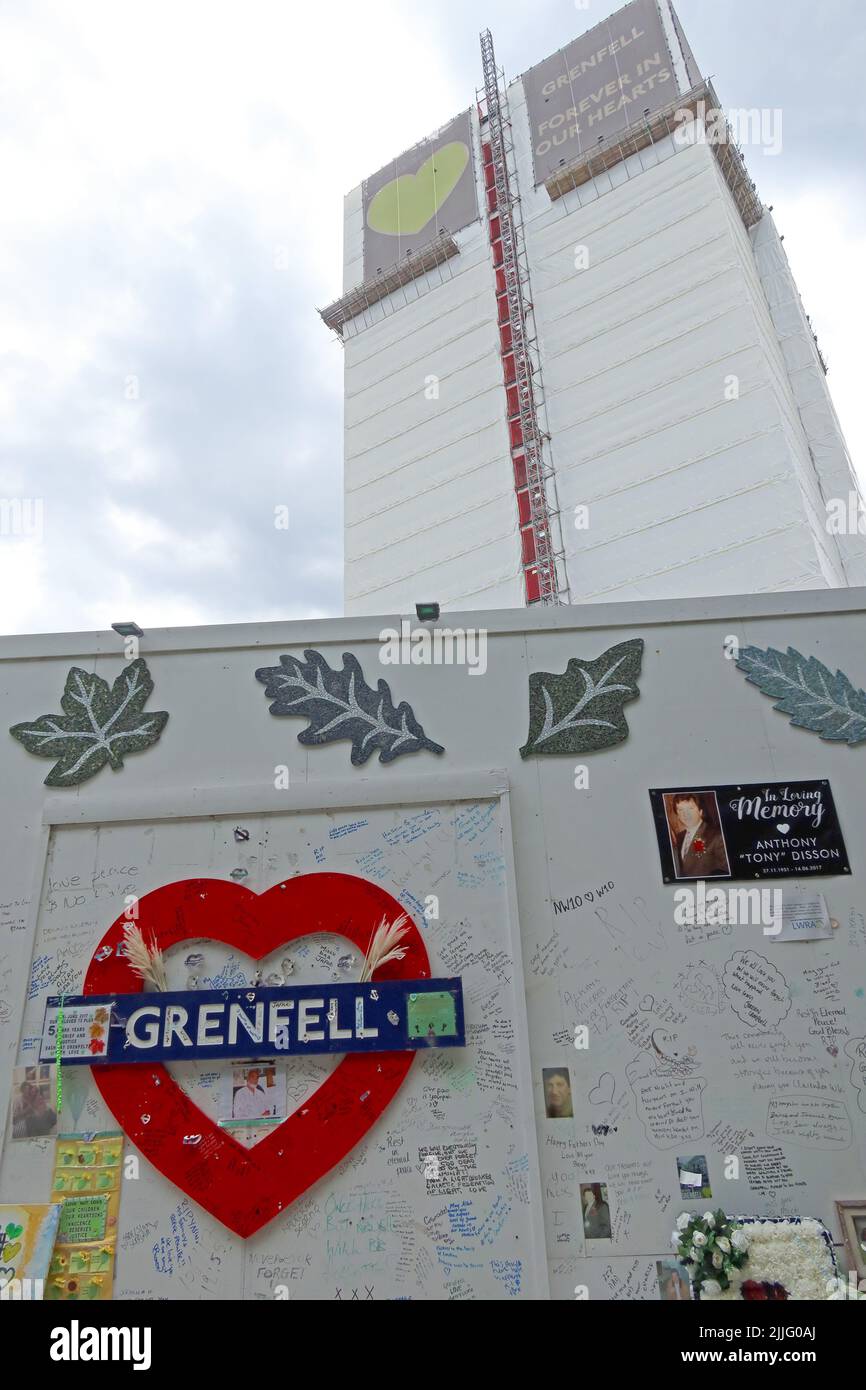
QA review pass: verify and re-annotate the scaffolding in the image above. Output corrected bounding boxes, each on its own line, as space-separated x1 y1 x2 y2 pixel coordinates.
318 232 460 338
479 29 568 607
544 81 764 231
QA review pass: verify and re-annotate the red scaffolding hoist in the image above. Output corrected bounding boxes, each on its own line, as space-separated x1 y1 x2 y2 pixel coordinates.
479 28 568 606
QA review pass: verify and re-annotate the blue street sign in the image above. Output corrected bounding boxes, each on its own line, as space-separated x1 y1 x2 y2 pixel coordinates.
40 978 465 1065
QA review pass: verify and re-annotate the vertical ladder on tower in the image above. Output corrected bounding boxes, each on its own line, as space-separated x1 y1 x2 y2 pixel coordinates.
479 28 568 606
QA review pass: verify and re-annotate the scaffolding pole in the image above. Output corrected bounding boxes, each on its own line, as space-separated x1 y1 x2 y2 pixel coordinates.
480 28 568 606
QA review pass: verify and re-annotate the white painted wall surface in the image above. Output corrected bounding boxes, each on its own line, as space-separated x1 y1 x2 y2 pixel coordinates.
1 587 865 1298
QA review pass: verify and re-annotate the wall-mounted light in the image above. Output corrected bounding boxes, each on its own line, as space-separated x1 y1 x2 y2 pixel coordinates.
415 603 439 623
111 621 144 638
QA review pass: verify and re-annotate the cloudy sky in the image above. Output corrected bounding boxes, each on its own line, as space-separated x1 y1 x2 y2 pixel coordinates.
1 0 863 634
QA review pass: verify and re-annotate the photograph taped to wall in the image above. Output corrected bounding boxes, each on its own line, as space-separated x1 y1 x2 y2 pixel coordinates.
677 1153 711 1199
543 1066 574 1119
10 1063 58 1140
656 1258 691 1301
580 1182 611 1240
836 1200 866 1282
230 1065 286 1122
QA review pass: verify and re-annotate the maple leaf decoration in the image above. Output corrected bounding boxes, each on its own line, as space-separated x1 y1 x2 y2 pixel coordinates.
735 644 866 745
520 640 644 757
10 658 169 786
255 649 445 766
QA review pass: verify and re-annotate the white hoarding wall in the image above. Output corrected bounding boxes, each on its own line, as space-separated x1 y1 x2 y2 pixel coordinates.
1 590 865 1299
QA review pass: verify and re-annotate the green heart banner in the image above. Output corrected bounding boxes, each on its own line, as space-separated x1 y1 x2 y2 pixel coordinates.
362 109 478 278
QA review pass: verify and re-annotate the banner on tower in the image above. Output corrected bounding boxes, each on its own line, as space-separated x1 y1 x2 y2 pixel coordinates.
521 0 680 185
361 109 478 281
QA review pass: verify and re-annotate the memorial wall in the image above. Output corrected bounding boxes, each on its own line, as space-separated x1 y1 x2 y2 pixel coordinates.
1 588 865 1299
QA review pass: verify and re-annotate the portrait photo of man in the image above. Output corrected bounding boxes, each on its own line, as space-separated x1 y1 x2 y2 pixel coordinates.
231 1066 278 1121
542 1067 574 1119
665 791 730 880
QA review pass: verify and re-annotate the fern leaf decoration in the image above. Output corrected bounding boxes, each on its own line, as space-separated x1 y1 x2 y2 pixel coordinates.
735 645 866 746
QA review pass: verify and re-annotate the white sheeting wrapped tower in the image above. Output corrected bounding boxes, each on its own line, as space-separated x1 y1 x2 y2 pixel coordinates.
321 0 866 614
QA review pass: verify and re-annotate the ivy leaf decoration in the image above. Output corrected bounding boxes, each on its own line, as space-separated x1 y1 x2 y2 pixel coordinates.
255 649 445 766
736 645 866 745
520 639 643 757
10 658 169 786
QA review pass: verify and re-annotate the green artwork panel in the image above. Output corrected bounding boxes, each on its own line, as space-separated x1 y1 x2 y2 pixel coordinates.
407 990 458 1038
56 1196 108 1246
367 142 470 235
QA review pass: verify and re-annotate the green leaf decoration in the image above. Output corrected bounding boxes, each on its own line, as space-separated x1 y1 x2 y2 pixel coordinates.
520 639 643 757
736 645 866 746
255 649 445 766
10 658 169 786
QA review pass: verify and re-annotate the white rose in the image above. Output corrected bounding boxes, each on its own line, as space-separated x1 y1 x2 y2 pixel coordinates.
671 1231 682 1248
701 1279 722 1297
676 1213 692 1231
731 1230 749 1251
690 1247 703 1263
693 1231 707 1246
712 1250 723 1269
716 1237 730 1253
703 1212 715 1227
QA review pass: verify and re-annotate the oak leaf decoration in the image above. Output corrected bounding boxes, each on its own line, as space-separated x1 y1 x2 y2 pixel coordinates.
255 649 444 765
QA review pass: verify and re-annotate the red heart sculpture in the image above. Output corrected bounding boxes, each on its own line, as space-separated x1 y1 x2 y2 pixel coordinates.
82 874 429 1238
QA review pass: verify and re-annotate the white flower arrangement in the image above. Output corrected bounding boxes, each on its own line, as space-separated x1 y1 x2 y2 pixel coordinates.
698 1218 837 1301
673 1210 750 1295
